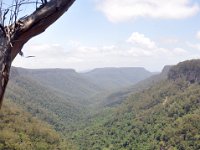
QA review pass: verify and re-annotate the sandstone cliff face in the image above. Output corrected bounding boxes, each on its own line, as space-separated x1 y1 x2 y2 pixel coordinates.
168 59 200 83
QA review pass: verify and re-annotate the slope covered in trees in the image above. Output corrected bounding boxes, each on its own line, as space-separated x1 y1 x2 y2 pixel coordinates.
71 60 200 150
5 67 88 132
0 100 75 150
12 67 103 103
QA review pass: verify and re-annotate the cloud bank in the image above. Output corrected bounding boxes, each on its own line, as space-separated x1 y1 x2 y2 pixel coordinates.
96 0 200 22
13 32 196 71
196 31 200 40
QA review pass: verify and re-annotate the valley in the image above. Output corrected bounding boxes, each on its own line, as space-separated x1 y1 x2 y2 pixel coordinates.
1 59 200 150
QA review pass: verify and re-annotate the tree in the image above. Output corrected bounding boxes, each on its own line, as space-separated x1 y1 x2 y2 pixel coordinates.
0 0 75 108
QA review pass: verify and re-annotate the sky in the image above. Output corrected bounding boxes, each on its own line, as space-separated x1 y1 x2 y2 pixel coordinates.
12 0 200 72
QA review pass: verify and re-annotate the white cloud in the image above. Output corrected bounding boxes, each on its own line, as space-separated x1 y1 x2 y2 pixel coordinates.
13 33 196 72
172 48 188 55
96 0 200 22
127 32 156 49
13 43 83 69
68 40 81 47
159 37 179 45
196 31 200 40
186 42 200 50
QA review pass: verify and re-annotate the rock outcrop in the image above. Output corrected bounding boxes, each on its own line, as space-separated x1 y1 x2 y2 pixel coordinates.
168 59 200 83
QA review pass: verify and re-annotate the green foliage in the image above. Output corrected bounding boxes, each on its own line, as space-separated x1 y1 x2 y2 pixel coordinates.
0 101 76 150
71 79 200 150
5 71 89 132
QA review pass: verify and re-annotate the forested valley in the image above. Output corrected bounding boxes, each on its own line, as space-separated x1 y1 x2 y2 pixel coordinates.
0 59 200 150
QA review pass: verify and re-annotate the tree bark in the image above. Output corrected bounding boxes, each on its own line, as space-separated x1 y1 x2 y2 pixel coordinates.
0 0 75 108
0 30 11 107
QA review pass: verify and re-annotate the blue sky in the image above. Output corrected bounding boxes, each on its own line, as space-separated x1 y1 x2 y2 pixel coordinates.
13 0 200 72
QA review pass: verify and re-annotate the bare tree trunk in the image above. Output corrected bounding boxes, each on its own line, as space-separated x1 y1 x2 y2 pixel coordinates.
0 0 75 108
0 30 12 107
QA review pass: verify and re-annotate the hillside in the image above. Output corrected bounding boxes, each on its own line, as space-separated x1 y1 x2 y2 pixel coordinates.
0 100 75 150
11 67 103 104
6 68 89 131
71 60 200 150
83 67 152 90
4 66 153 129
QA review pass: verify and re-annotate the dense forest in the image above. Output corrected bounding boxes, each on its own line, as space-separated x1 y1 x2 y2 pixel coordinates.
0 100 76 150
72 79 200 149
1 59 200 150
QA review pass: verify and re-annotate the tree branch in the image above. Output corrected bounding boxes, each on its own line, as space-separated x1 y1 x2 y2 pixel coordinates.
10 0 75 60
0 0 75 108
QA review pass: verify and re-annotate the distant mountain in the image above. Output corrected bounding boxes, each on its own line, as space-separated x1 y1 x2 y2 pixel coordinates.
97 65 171 107
83 67 153 90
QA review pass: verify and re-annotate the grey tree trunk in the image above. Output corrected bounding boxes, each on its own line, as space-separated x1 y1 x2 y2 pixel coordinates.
0 0 75 108
0 31 11 107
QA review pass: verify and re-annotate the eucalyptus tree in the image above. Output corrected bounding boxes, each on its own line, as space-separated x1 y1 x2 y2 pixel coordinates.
0 0 75 107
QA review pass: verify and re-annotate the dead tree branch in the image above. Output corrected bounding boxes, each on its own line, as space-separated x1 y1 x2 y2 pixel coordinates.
0 0 75 107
